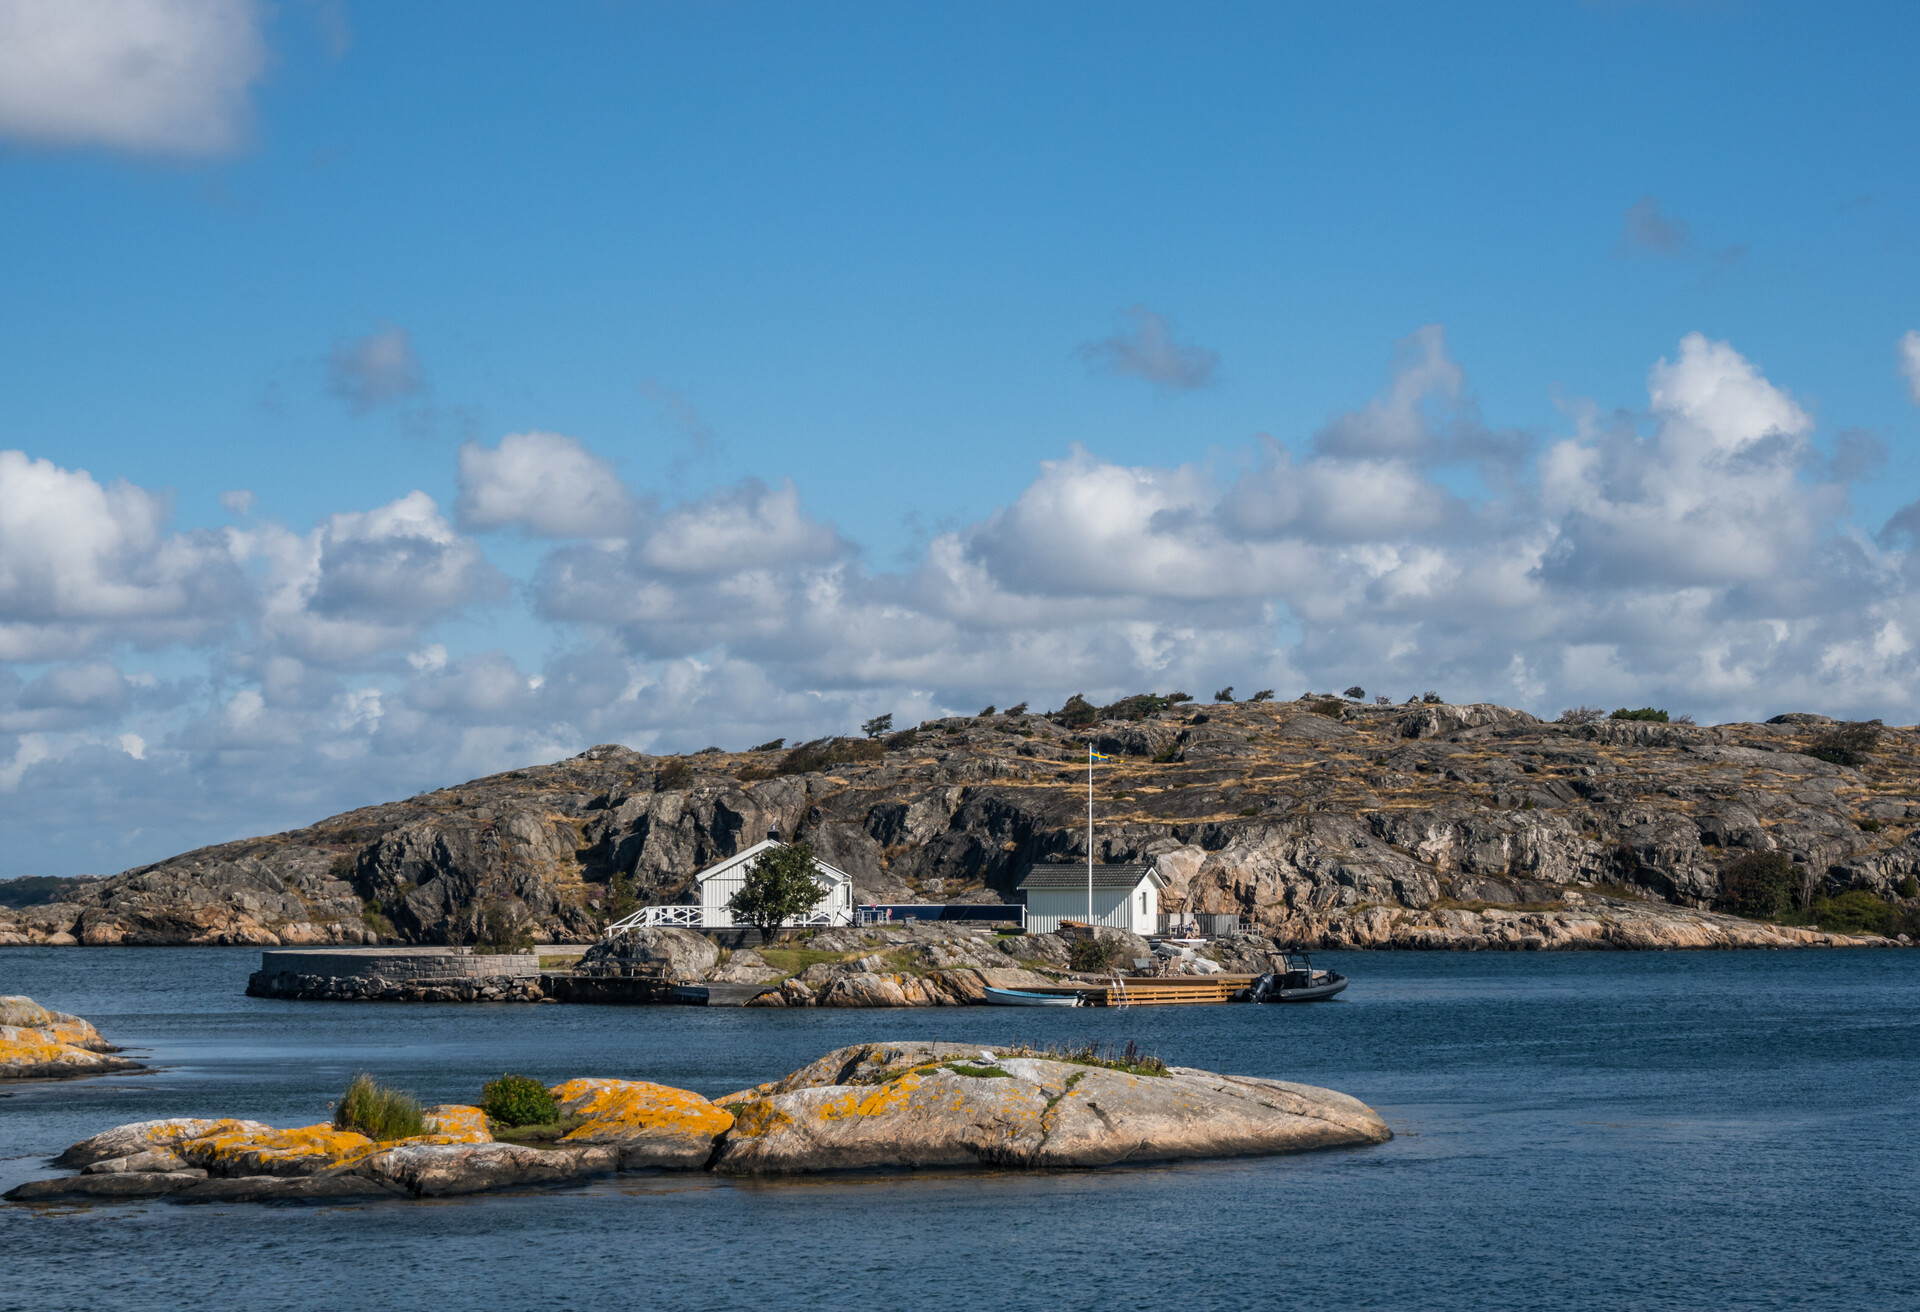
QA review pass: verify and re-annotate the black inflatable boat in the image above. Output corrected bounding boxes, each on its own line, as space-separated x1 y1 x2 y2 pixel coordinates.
1244 950 1347 1003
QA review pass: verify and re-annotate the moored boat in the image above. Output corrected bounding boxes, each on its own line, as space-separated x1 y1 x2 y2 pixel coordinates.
1244 951 1347 1003
981 986 1084 1007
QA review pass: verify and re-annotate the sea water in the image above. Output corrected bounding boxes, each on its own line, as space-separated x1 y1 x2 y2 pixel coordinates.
1 947 1914 1311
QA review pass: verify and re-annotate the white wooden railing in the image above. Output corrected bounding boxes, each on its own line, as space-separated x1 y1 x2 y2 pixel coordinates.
602 903 847 936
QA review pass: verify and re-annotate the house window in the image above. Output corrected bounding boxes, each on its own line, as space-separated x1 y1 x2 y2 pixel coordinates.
1139 890 1147 915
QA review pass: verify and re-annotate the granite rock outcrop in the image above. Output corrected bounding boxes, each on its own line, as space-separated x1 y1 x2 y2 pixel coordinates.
6 699 1917 949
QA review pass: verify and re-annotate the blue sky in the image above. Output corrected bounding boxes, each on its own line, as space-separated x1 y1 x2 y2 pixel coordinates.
3 0 1920 876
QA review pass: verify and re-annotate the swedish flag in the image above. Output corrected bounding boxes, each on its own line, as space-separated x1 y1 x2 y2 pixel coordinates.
1090 751 1116 762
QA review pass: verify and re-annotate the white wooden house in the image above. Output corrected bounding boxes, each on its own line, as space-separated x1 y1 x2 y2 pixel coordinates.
1017 863 1165 935
609 838 855 932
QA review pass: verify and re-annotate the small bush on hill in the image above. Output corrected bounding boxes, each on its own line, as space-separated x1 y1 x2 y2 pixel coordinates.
336 1073 426 1141
1343 685 1365 699
882 728 919 750
1166 691 1193 704
1806 720 1881 768
1214 686 1235 702
481 1073 557 1128
1249 689 1274 703
1306 697 1347 719
1053 694 1099 727
1102 693 1170 721
750 738 786 753
655 758 694 790
862 714 894 739
1899 875 1920 899
1717 852 1795 919
1558 706 1605 725
775 737 885 776
1421 691 1443 704
1610 707 1669 723
978 705 996 717
1005 701 1028 715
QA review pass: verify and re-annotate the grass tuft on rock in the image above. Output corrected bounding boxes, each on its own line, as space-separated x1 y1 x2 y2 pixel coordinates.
1002 1038 1169 1077
481 1072 558 1127
335 1073 427 1141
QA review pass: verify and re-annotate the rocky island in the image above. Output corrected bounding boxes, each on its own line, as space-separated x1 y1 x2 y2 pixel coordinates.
5 1040 1390 1205
4 696 1917 952
0 997 146 1080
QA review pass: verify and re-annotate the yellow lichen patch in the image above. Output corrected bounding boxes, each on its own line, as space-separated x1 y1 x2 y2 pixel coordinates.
180 1123 378 1175
0 1025 100 1072
418 1104 491 1143
550 1078 735 1143
816 1071 924 1122
724 1098 794 1139
715 1081 777 1107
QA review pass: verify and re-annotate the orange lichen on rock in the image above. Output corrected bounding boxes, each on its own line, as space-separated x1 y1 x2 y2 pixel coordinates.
418 1104 491 1144
549 1078 735 1143
180 1123 378 1177
0 1024 113 1078
714 1081 778 1107
814 1070 926 1122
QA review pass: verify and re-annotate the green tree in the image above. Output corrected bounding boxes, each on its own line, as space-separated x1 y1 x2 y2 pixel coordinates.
1716 851 1795 919
862 713 894 739
729 840 825 942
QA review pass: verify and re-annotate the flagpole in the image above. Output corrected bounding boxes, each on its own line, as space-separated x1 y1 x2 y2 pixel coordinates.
1087 741 1094 927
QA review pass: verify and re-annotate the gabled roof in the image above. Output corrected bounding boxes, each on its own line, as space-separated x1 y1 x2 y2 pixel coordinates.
1018 863 1166 891
691 839 851 886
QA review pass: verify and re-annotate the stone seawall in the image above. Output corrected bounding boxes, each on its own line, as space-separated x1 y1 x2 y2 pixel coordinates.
246 949 545 1003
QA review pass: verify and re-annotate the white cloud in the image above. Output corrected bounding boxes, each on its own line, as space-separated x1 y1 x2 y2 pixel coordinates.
328 324 425 414
3 329 1920 879
0 0 266 155
457 431 633 538
219 489 256 516
1077 305 1219 391
1899 330 1920 404
0 450 244 659
118 732 146 760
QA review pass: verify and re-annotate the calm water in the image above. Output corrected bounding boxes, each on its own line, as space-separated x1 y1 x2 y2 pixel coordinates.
1 947 1915 1312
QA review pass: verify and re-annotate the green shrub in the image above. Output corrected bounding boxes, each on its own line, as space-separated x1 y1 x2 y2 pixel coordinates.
1717 852 1795 919
774 736 885 776
1421 691 1443 704
335 1073 427 1141
1005 701 1029 715
1558 705 1604 725
1899 876 1919 900
1101 693 1170 721
1067 935 1123 972
861 714 894 739
1213 686 1235 703
1306 697 1347 720
1053 694 1098 727
1166 692 1192 705
474 900 534 953
750 738 786 753
1249 689 1275 703
1859 818 1884 833
1806 720 1881 768
481 1073 557 1127
1610 707 1669 723
655 758 694 790
1342 686 1365 700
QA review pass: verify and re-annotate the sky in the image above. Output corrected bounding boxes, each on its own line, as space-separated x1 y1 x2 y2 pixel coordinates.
3 0 1920 877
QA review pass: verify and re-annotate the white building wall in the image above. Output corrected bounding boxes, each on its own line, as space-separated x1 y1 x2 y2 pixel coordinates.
1026 886 1130 935
697 858 850 927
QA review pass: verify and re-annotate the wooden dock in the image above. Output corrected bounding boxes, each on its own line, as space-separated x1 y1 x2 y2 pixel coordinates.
1018 974 1258 1006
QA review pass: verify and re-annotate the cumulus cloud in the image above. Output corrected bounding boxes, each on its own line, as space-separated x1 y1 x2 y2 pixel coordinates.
1077 305 1219 390
1900 330 1920 404
1619 196 1690 254
0 0 266 155
0 449 244 659
457 431 633 538
328 324 424 414
5 330 1920 880
235 490 502 665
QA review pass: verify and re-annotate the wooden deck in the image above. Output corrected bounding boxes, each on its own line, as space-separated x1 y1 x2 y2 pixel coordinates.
1017 974 1258 1006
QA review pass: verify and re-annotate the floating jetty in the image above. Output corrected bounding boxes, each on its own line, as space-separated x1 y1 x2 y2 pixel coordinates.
1018 975 1260 1006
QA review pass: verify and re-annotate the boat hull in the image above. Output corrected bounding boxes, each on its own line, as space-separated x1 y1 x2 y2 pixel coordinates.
981 987 1082 1007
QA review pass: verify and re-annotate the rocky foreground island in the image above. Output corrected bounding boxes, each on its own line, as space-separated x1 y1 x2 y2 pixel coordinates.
0 997 146 1080
5 695 1918 951
5 1041 1390 1204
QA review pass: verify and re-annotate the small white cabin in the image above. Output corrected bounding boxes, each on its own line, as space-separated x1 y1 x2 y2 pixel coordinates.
692 839 855 928
1017 863 1165 936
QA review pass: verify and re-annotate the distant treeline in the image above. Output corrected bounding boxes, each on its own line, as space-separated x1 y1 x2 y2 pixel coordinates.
0 875 99 908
